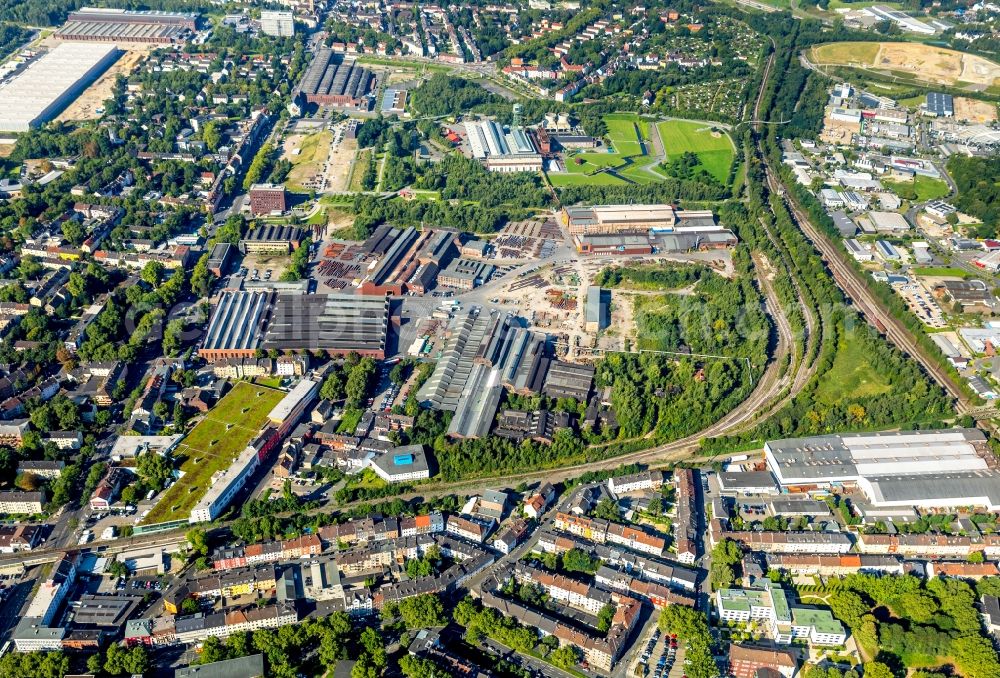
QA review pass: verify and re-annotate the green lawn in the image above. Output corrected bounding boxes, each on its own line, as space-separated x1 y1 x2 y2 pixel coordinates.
882 176 950 202
656 120 735 184
141 382 285 525
814 331 893 405
911 266 968 278
547 112 649 186
549 171 627 187
604 115 646 156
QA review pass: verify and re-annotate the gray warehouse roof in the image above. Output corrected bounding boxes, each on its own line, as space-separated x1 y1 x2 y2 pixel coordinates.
202 291 272 352
864 470 1000 510
0 43 121 132
176 654 265 678
262 293 388 354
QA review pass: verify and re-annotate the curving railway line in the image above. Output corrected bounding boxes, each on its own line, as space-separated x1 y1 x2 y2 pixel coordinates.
763 166 972 413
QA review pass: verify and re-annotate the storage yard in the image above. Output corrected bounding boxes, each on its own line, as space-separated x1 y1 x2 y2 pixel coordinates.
0 43 121 132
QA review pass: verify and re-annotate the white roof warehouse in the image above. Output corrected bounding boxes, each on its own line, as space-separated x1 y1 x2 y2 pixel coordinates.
764 428 1000 510
0 43 122 132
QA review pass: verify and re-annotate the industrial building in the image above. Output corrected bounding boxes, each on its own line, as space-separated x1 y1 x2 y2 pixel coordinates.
206 242 234 278
260 10 294 36
925 92 955 117
418 310 555 437
0 43 121 132
299 50 374 109
464 119 544 173
262 293 389 358
542 360 595 402
239 224 302 254
54 8 197 43
764 428 1000 510
585 287 608 332
563 204 718 236
199 291 272 361
437 258 495 290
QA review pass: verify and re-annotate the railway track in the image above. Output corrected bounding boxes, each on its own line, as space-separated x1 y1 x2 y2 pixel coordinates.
763 166 972 413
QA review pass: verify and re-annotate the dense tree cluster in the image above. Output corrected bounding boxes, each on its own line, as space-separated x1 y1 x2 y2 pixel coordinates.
947 154 1000 238
192 614 356 678
658 605 718 678
822 573 1000 678
0 23 31 61
594 263 709 290
409 75 503 117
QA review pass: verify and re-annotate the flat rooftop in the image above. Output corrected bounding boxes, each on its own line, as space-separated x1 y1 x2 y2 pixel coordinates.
262 293 388 355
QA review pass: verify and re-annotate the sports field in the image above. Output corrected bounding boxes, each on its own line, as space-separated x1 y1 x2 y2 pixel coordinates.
656 120 735 184
140 382 285 525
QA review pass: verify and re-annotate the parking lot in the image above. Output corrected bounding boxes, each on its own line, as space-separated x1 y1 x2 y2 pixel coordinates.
894 281 946 328
633 626 681 678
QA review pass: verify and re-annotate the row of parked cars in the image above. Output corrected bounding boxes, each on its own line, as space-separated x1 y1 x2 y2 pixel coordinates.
637 629 680 678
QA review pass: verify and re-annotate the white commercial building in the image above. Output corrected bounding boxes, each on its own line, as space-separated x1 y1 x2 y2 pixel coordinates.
464 119 543 173
0 43 121 132
764 429 1000 510
260 10 295 36
189 445 261 523
715 582 846 647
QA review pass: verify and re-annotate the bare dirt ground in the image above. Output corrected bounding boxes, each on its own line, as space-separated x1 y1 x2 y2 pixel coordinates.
56 50 148 122
875 43 1000 88
324 137 357 193
955 97 998 124
820 116 860 145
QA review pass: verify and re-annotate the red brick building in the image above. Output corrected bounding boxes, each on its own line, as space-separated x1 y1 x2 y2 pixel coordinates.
248 184 286 216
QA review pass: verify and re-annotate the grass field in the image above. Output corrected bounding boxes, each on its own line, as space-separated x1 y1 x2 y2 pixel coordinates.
911 266 969 278
348 148 372 192
141 382 285 525
549 113 653 187
657 120 735 184
814 331 893 405
285 131 332 192
882 175 951 202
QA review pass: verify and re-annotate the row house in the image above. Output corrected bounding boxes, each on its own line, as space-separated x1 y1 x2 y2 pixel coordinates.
857 533 974 558
512 562 609 615
607 470 664 494
173 603 297 644
553 512 666 556
445 514 493 544
480 587 640 672
765 554 904 577
536 528 698 592
191 565 277 599
672 468 698 564
711 519 853 555
595 565 695 609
